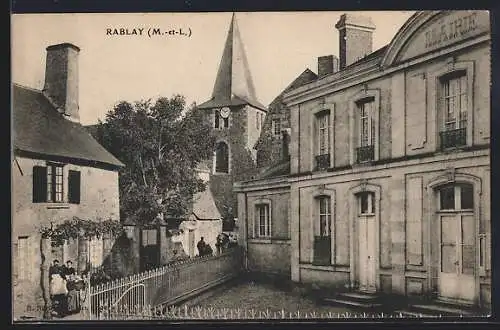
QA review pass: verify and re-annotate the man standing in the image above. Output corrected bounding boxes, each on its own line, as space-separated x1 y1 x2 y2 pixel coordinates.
196 237 206 256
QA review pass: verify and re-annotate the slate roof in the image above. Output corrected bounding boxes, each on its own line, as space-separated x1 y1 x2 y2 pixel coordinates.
12 84 124 168
256 159 291 179
198 13 266 111
192 187 222 220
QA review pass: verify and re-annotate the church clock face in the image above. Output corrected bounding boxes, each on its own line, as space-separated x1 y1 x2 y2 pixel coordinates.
220 107 230 118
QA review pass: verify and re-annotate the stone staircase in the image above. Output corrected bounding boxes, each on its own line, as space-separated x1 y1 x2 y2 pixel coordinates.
322 291 383 310
395 300 490 319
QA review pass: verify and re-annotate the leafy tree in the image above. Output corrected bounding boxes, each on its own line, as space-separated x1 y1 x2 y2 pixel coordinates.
93 95 216 226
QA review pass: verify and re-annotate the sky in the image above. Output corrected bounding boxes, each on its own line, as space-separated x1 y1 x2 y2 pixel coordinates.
12 11 415 125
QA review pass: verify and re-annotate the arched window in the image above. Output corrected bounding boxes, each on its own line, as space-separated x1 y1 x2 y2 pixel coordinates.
215 141 229 173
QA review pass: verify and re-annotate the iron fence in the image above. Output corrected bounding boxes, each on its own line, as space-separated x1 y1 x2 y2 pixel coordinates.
82 247 243 320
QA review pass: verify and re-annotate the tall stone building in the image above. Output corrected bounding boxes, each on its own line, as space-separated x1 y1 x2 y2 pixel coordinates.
198 13 267 226
235 10 491 313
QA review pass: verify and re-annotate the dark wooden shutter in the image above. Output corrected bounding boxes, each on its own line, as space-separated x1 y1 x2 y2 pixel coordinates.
68 170 81 204
32 166 47 203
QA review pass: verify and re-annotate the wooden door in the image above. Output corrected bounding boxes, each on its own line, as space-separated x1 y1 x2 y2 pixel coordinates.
358 215 377 292
438 213 475 302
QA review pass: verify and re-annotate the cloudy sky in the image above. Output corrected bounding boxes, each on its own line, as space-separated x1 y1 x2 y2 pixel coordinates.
12 11 414 125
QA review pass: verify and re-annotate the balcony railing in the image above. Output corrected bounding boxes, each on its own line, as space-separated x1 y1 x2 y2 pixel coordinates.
315 154 330 170
356 145 374 163
440 127 467 149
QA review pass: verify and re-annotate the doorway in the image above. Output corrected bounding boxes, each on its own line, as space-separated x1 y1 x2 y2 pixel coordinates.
436 183 475 303
140 228 160 271
357 191 377 292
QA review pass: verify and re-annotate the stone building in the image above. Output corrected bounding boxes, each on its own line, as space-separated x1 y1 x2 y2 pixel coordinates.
197 13 267 227
12 43 124 318
235 10 491 310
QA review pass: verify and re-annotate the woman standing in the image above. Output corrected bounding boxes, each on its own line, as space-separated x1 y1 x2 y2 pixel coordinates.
64 261 81 315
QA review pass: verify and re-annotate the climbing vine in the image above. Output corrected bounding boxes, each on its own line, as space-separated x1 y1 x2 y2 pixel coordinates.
39 217 123 247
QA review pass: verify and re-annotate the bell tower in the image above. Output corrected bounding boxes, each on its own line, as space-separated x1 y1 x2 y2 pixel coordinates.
198 13 267 227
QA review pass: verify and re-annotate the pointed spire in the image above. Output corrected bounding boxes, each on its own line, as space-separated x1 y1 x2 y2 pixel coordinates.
199 13 266 111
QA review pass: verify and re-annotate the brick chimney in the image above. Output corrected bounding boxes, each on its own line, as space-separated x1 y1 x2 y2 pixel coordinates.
43 43 80 123
335 14 376 70
318 55 340 78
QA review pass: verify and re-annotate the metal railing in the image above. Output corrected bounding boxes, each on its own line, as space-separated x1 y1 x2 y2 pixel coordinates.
356 145 374 163
440 127 466 149
83 247 243 320
315 154 330 170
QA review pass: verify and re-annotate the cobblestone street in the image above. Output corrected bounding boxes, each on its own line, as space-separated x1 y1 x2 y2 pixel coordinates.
193 281 360 318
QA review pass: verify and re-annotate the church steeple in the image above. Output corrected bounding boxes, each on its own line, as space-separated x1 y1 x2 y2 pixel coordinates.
198 13 266 110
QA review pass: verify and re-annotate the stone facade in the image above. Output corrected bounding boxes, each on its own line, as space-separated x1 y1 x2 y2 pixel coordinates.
236 10 491 309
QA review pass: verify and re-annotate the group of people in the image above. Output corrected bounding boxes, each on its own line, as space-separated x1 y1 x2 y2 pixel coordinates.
196 237 213 257
196 234 230 257
49 259 84 317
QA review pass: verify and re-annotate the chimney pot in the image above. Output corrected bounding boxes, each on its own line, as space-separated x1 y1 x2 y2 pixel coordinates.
43 43 80 123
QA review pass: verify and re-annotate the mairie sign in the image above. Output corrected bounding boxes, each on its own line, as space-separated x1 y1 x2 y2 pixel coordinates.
397 11 490 63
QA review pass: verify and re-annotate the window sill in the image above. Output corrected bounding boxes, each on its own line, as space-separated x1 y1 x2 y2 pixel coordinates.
39 203 71 209
300 263 350 272
436 209 474 214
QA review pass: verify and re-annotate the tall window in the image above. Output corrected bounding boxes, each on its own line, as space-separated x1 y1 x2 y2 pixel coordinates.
272 119 281 136
357 99 375 162
255 204 271 238
256 112 260 129
33 164 80 203
314 196 332 265
47 163 64 202
315 110 331 170
318 196 332 237
440 72 467 149
215 142 229 173
358 192 375 215
214 109 220 129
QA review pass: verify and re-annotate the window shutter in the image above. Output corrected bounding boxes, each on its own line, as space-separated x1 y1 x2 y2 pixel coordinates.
32 166 47 203
68 170 81 204
407 73 427 150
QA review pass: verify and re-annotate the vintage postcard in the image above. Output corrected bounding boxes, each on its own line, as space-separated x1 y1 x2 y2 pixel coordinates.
11 10 492 322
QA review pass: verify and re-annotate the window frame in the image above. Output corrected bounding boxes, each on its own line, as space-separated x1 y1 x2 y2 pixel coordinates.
434 61 475 150
358 191 375 216
272 118 282 137
437 183 474 212
311 189 335 266
47 162 64 203
254 203 271 238
349 89 380 165
317 195 332 237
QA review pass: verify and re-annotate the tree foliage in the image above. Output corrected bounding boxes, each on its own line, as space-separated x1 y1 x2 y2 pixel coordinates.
94 95 216 225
